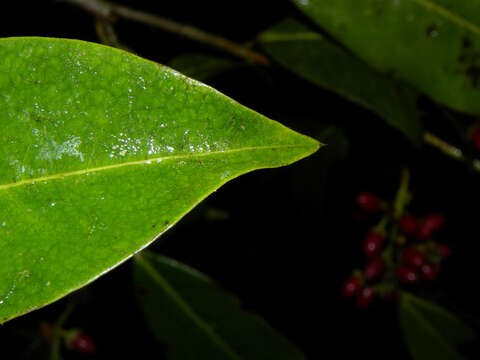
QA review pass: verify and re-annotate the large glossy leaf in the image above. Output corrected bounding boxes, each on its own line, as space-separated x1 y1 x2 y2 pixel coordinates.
133 251 305 360
0 37 320 324
292 0 480 115
260 18 422 144
398 292 475 360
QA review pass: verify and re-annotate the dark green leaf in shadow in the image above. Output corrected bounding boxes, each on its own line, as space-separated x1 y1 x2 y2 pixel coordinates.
398 292 475 360
169 54 241 82
0 37 320 324
260 19 422 144
291 0 480 115
133 251 306 360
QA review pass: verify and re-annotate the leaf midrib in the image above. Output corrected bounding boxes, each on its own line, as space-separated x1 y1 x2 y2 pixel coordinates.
135 254 244 360
0 143 317 191
402 297 461 359
408 0 480 35
261 32 323 42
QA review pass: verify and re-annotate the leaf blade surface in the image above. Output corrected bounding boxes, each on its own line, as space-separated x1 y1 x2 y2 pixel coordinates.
0 37 320 323
134 251 306 360
292 0 480 115
398 292 475 360
260 18 422 144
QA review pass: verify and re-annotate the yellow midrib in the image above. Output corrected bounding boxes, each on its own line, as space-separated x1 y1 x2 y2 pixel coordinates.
0 143 315 191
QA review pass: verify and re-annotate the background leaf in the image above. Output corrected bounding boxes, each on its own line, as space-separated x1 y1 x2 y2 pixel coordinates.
133 251 306 360
0 37 319 324
260 18 422 144
398 292 475 360
292 0 480 115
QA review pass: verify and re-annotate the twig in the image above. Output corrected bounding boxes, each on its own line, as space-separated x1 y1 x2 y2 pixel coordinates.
424 131 480 173
393 168 410 220
50 301 76 360
95 19 131 51
60 0 114 20
61 0 269 65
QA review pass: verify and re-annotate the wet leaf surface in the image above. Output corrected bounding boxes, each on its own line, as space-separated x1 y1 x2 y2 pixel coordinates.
0 37 320 324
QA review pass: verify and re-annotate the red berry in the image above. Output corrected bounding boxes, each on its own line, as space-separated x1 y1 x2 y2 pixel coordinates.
471 127 480 151
398 215 418 235
421 263 439 281
356 287 375 309
396 265 419 284
363 232 384 257
342 277 362 297
436 243 451 258
402 246 424 269
68 332 96 355
365 258 385 281
417 214 445 240
424 214 445 231
356 192 380 213
416 223 433 240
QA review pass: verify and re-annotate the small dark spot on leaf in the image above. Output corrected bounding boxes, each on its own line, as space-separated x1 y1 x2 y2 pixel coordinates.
151 224 156 228
463 37 473 49
164 221 169 226
426 25 438 38
466 66 480 87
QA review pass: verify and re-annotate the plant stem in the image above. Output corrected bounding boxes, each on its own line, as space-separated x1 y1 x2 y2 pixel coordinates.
61 0 269 65
95 19 131 51
393 168 410 220
383 169 410 270
50 301 76 360
424 131 480 173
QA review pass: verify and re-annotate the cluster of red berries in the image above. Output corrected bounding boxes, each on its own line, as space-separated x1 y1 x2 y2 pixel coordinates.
342 192 451 309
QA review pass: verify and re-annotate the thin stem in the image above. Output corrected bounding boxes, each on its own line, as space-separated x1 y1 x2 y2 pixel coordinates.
61 0 269 65
383 169 410 270
50 301 76 360
95 19 131 51
393 168 411 220
59 0 114 20
424 131 480 173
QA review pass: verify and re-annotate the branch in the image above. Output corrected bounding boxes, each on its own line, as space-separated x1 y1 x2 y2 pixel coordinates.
424 131 480 173
95 19 131 51
61 0 269 65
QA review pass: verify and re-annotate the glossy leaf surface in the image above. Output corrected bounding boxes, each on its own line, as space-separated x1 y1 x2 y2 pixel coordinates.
134 251 305 360
398 292 475 360
260 19 422 144
292 0 480 115
0 37 319 324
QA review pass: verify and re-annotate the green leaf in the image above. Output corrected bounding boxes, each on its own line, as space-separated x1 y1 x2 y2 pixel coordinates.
292 0 480 115
0 37 320 324
260 18 422 144
169 53 241 81
133 251 305 360
398 292 475 360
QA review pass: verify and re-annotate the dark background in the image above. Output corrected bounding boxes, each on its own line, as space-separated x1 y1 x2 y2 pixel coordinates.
1 1 480 359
